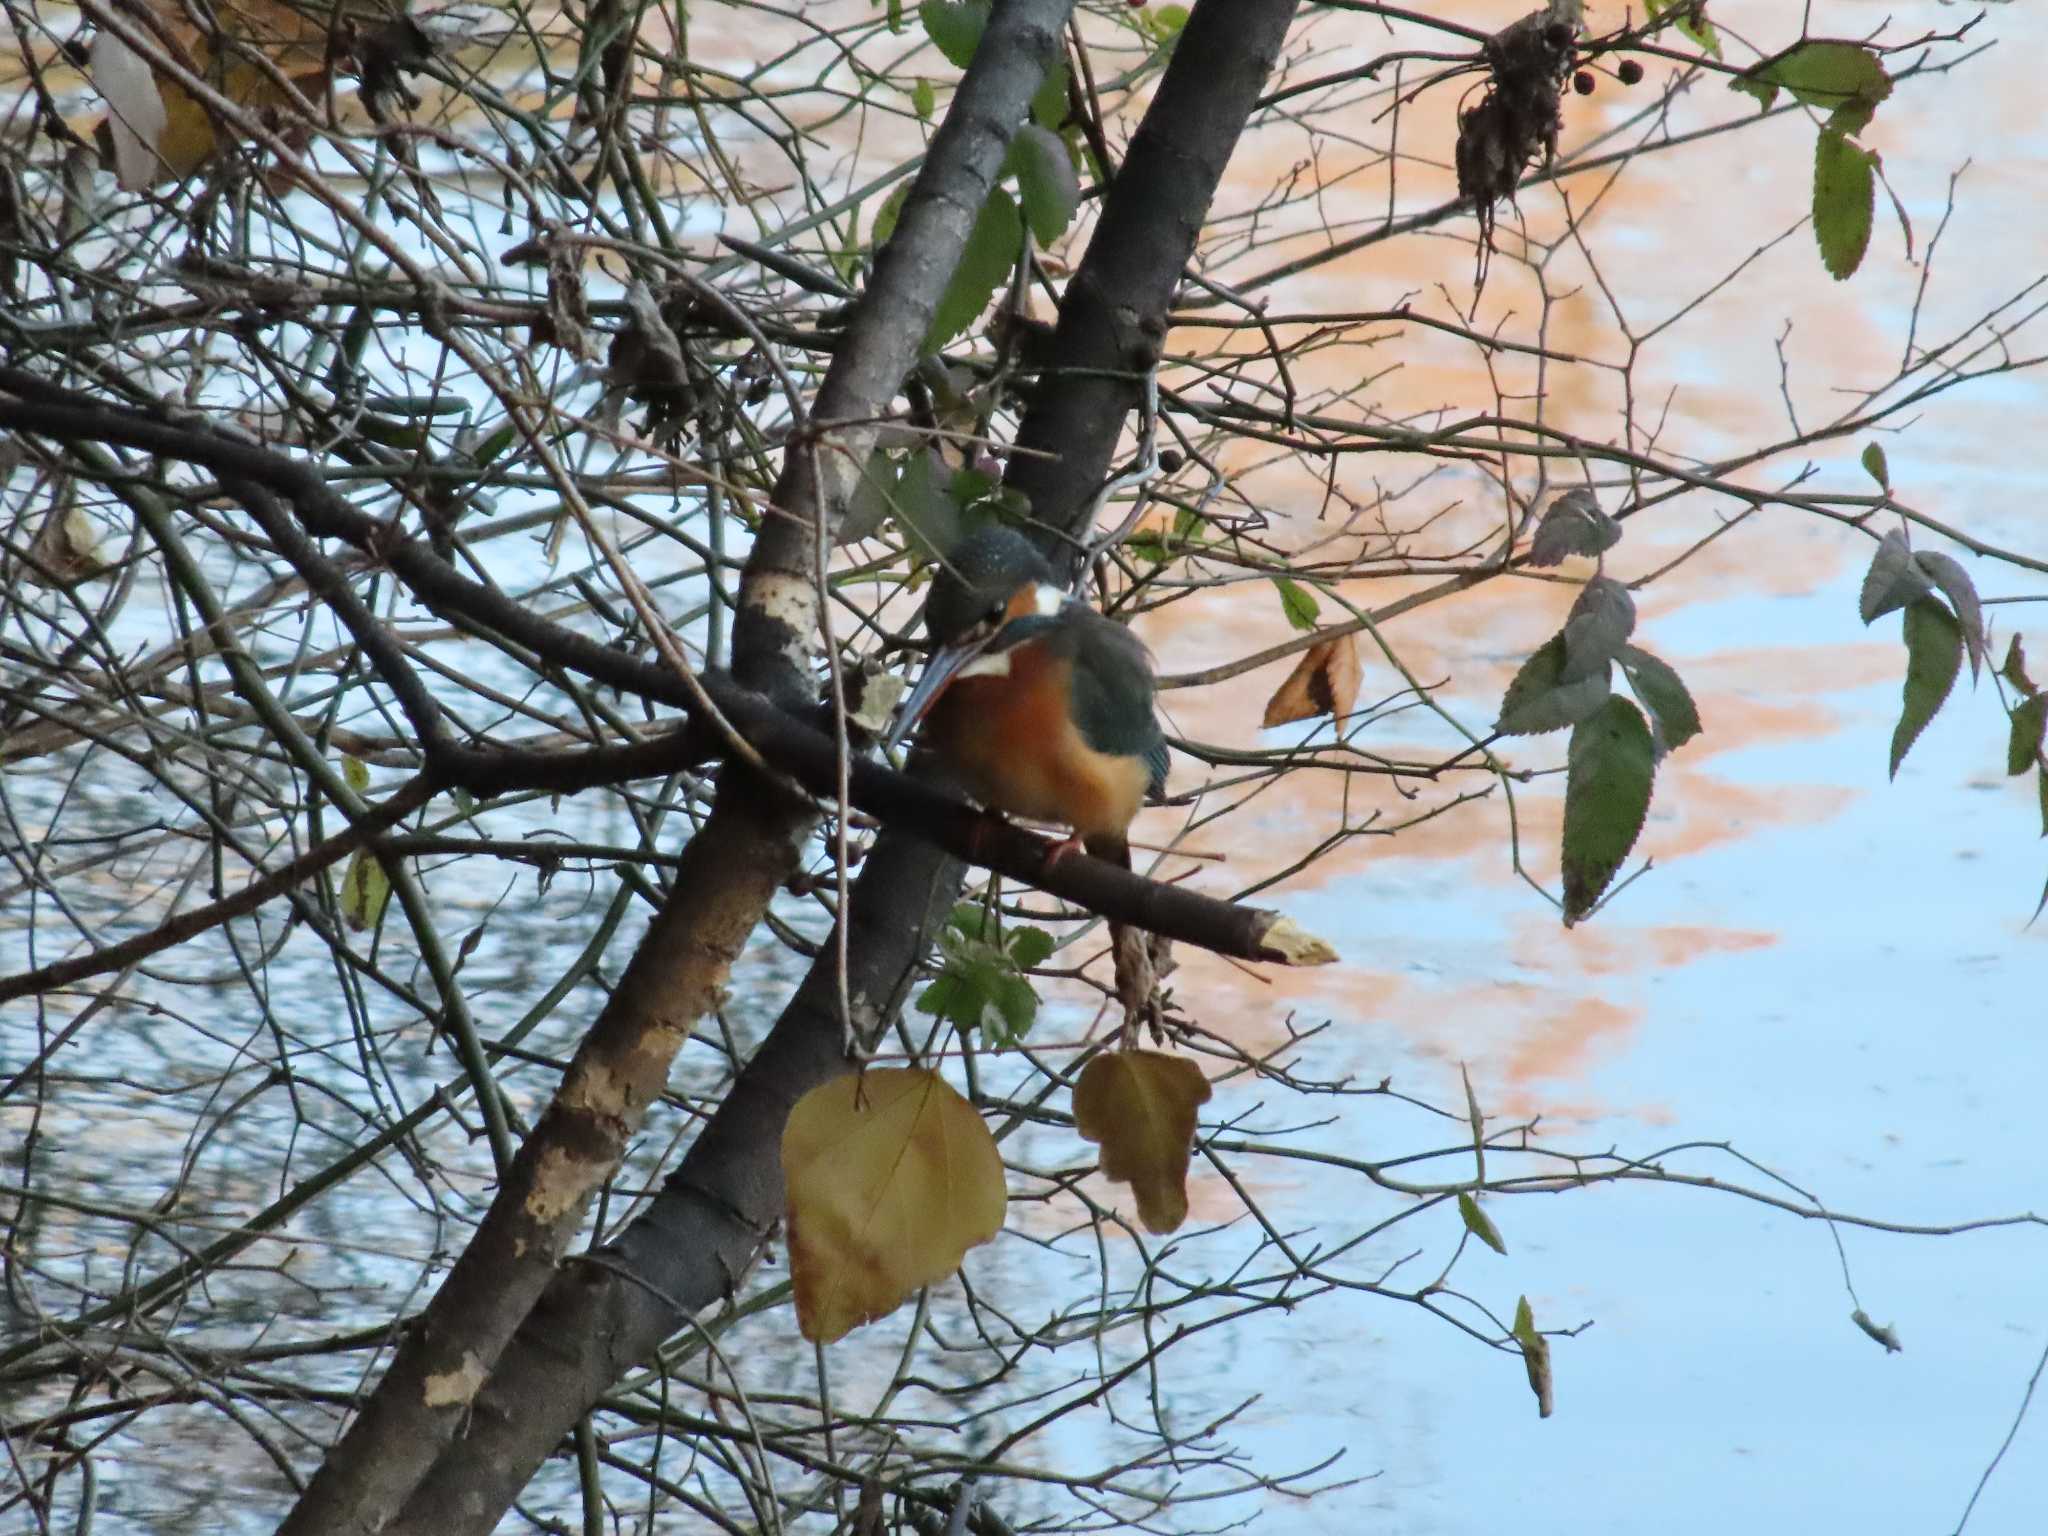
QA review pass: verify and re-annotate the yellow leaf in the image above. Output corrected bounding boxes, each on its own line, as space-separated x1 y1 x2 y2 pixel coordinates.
783 1068 1006 1344
1072 1049 1212 1234
1260 633 1362 728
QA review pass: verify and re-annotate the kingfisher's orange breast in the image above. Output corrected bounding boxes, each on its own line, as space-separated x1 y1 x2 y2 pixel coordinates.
923 640 1149 841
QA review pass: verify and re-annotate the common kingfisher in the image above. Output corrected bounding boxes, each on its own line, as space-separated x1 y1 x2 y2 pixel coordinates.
887 525 1168 864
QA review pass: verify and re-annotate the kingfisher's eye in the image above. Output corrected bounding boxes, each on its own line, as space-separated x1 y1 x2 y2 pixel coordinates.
983 601 1004 627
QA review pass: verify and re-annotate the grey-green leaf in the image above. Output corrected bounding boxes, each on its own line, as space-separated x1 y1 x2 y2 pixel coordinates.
1458 1191 1507 1255
1527 487 1622 567
1562 696 1657 923
1890 598 1963 779
2009 696 2047 777
1006 123 1079 246
1861 441 1889 490
924 187 1021 351
1814 130 1875 281
1498 634 1613 736
1913 550 1985 682
1561 576 1637 683
1272 575 1321 632
1618 644 1703 754
1859 528 1933 625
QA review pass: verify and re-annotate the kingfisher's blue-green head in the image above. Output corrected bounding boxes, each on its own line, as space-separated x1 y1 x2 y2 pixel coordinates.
887 527 1071 750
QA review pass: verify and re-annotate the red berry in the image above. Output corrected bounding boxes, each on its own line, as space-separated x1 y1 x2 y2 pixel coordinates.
1573 70 1596 96
1618 59 1645 86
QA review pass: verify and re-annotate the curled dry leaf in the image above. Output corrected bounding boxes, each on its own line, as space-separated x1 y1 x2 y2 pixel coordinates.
91 0 332 188
1072 1049 1213 1234
783 1068 1007 1344
1261 632 1362 728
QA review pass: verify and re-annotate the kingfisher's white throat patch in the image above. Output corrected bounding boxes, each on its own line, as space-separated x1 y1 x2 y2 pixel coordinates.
1029 582 1065 617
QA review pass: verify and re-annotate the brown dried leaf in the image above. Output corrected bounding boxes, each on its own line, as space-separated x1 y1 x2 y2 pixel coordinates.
1261 633 1362 728
91 0 331 188
1072 1050 1213 1234
783 1068 1006 1344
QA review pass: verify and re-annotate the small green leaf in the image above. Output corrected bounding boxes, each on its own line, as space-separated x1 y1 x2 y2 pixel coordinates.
1562 696 1657 923
1859 528 1933 625
1458 1191 1507 1255
987 973 1038 1043
1030 53 1069 132
1734 42 1891 135
340 849 391 932
1006 123 1080 246
1617 644 1703 754
1006 925 1056 970
1913 550 1985 681
2009 697 2047 777
1527 487 1621 567
1511 1294 1553 1418
1813 130 1876 281
911 76 936 121
1137 4 1187 45
1861 441 1890 490
872 181 911 250
1646 0 1720 58
342 754 371 795
948 902 993 941
2039 764 2048 838
924 187 1021 351
1890 598 1963 779
1497 634 1613 737
1272 575 1321 633
918 0 987 67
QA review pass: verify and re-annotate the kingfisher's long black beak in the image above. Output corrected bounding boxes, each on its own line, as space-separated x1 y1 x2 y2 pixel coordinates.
884 634 996 752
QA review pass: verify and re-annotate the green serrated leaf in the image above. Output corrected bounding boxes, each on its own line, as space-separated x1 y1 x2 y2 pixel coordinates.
924 187 1020 351
340 848 391 932
919 0 987 67
1272 575 1321 633
1006 123 1080 246
911 76 936 121
1458 1191 1507 1255
1006 925 1056 970
1861 441 1889 490
342 754 371 795
1617 644 1703 754
1735 42 1891 135
915 972 972 1025
1814 130 1876 281
1497 634 1613 736
1562 696 1657 923
2009 697 2047 777
1890 598 1963 779
2039 764 2048 839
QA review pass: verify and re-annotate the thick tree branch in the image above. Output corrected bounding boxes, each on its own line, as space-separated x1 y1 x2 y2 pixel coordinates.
382 2 1309 1528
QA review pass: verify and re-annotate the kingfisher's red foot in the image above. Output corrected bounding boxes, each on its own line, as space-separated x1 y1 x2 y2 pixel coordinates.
1042 833 1084 869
